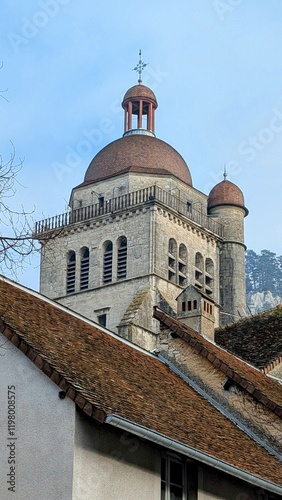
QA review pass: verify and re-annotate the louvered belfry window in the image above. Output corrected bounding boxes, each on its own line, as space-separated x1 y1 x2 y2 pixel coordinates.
80 247 90 290
103 241 113 283
168 238 177 283
195 252 204 289
205 257 214 296
117 237 127 280
178 243 188 286
66 250 76 294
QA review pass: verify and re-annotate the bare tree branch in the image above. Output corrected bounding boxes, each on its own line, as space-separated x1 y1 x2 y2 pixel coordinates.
0 143 38 277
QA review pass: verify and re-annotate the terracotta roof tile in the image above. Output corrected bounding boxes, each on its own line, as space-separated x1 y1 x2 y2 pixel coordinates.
0 277 281 488
153 307 282 411
208 179 247 214
122 84 157 105
81 135 192 186
215 307 282 369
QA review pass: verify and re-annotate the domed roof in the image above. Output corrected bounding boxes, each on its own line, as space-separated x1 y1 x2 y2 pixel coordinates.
208 179 248 215
122 84 157 107
83 134 192 185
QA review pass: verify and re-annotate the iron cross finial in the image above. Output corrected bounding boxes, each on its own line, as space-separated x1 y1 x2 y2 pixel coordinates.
133 50 148 84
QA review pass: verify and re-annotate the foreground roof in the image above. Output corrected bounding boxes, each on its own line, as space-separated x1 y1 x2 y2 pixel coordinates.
0 276 281 492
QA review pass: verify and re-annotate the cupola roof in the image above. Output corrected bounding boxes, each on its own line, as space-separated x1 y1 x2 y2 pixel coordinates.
208 179 248 216
83 134 192 185
122 84 157 107
81 52 192 187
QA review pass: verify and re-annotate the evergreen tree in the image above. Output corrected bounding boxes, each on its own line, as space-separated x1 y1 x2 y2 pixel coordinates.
246 249 282 296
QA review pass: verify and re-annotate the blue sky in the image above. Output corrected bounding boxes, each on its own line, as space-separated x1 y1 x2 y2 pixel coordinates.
1 1 282 289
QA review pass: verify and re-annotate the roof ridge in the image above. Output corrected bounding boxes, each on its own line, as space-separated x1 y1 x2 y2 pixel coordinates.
153 306 282 416
0 274 154 357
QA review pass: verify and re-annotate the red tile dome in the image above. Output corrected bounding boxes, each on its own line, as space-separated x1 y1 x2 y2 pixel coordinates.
208 179 248 215
122 84 157 107
83 134 192 185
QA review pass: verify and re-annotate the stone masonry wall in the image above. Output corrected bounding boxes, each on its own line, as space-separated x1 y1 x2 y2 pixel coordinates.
159 333 282 453
70 172 208 212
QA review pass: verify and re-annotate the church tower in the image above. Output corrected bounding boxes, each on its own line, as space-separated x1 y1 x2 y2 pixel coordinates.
36 57 248 349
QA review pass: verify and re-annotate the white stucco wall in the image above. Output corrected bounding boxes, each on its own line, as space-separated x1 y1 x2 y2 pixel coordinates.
73 411 160 500
0 333 75 500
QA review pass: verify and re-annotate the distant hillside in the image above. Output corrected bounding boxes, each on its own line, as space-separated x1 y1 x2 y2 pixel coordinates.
247 291 282 315
246 250 282 314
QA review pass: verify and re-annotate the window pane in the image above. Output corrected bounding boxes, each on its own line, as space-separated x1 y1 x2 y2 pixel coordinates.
187 462 198 499
98 314 106 327
170 484 183 500
161 457 166 481
170 460 183 486
161 481 166 500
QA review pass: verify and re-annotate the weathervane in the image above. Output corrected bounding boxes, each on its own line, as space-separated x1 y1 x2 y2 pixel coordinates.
223 165 227 180
133 50 148 84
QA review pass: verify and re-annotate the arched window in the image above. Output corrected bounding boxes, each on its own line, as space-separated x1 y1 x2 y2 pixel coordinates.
117 236 127 280
178 244 188 286
205 258 214 295
66 250 76 294
103 241 113 284
80 247 89 290
195 252 204 288
168 238 177 283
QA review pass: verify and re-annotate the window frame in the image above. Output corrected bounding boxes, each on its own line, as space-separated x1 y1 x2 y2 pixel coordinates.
161 453 197 500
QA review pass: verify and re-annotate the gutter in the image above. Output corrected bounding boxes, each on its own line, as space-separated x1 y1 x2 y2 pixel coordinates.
105 414 282 496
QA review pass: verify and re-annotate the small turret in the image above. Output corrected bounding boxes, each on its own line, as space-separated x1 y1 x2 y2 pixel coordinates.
208 176 248 326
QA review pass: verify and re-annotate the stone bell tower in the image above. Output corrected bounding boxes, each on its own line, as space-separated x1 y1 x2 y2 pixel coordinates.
36 55 248 350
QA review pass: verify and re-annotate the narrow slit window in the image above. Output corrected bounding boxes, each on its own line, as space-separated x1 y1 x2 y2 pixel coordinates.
168 238 177 283
195 252 204 288
205 257 214 295
117 236 127 280
80 247 89 290
66 250 76 294
178 243 187 286
103 241 113 284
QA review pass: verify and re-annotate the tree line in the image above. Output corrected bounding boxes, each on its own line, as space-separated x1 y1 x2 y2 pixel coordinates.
246 249 282 295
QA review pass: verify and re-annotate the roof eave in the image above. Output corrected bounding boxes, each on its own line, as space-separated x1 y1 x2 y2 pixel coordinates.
105 414 282 496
